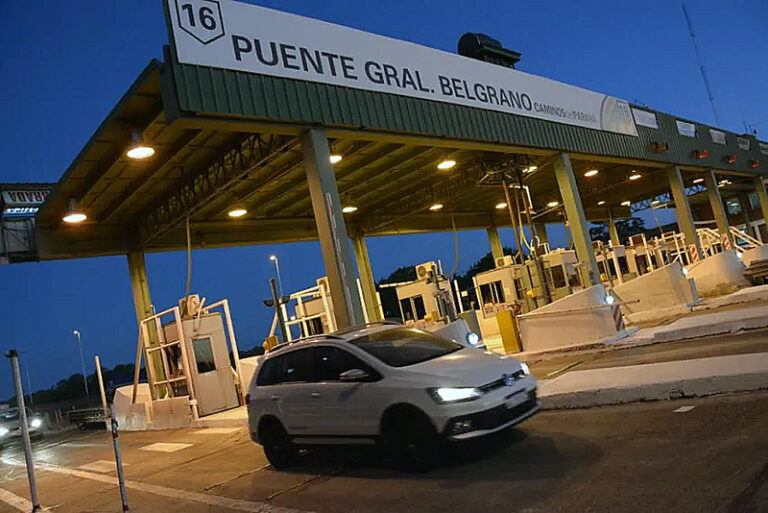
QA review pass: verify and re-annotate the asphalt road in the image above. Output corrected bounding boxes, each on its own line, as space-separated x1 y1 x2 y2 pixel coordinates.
1 392 767 513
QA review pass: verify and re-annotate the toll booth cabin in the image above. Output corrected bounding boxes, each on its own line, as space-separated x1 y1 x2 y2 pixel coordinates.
393 261 457 327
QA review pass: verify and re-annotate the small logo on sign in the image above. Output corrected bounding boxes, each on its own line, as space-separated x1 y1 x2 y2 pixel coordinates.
503 374 516 386
175 0 225 45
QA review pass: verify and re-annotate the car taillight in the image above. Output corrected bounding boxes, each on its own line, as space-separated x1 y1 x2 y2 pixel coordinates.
245 394 250 405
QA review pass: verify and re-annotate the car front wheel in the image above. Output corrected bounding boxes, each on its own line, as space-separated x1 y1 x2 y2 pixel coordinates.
382 411 440 472
260 420 299 470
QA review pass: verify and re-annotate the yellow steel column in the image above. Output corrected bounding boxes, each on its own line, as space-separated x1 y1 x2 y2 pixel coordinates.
302 128 364 328
607 208 621 246
553 153 600 286
352 235 382 322
486 227 504 262
703 169 735 249
668 166 703 257
753 176 768 235
534 223 550 248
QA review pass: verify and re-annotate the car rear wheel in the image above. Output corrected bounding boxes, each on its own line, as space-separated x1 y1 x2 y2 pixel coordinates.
382 411 440 472
260 420 299 470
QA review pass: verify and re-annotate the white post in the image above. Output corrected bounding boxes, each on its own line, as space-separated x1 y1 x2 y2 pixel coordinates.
94 355 110 431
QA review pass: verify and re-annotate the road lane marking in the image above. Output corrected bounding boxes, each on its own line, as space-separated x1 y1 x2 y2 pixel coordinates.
674 406 696 413
79 460 129 473
193 428 242 434
0 487 50 512
2 458 314 513
139 442 193 452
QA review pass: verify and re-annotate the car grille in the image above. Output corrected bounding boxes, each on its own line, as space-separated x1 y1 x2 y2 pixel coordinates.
468 397 538 431
478 370 526 393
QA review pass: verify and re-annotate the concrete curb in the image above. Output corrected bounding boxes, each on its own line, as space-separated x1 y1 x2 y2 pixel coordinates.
540 372 768 409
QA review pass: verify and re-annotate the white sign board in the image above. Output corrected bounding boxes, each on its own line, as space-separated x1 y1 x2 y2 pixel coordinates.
760 142 768 155
631 108 658 129
676 120 697 138
1 190 49 206
710 129 726 145
737 137 751 150
166 0 638 136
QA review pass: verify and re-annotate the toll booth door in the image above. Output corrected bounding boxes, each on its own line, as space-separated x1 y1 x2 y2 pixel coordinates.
184 315 239 416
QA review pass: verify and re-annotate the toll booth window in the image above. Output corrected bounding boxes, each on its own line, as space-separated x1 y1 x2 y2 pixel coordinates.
313 346 379 382
550 266 566 289
400 298 414 321
480 284 493 304
192 337 216 374
412 296 427 319
514 279 525 300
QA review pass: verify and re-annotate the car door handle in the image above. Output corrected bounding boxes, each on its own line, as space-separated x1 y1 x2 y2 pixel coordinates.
270 395 280 401
310 392 321 399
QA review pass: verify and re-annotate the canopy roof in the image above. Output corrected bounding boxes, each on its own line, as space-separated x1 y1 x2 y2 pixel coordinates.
34 47 766 261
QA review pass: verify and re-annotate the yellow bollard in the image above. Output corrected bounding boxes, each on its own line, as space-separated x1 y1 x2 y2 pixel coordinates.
262 335 279 352
496 310 523 354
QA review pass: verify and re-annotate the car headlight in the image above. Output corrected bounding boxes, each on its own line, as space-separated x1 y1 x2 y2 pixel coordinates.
429 387 482 404
466 332 480 346
0 426 9 437
520 362 531 376
30 418 42 429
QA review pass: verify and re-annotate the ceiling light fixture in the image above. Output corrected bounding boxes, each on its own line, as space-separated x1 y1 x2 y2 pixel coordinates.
597 200 606 206
125 130 155 160
628 172 642 181
495 202 508 210
329 154 343 164
621 200 631 207
227 206 247 218
62 198 87 224
437 159 456 170
429 203 444 211
546 201 559 208
523 165 538 174
342 204 358 214
693 177 704 184
584 169 599 177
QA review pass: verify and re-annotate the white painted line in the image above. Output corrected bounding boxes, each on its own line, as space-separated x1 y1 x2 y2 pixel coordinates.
193 427 242 434
674 406 697 413
79 460 129 473
0 488 50 512
139 442 193 453
34 464 313 513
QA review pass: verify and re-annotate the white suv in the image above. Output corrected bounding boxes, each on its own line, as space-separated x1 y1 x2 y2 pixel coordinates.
247 324 537 470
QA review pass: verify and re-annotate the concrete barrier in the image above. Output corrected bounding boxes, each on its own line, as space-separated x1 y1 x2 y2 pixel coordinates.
612 262 696 323
687 250 749 297
741 245 768 268
113 384 193 431
517 285 625 353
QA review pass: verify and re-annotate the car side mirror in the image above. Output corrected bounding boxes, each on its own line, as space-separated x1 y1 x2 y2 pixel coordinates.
339 368 369 382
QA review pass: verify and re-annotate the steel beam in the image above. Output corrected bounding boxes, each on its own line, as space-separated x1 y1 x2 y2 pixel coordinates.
668 166 703 257
486 227 504 261
753 176 768 236
352 235 382 322
553 153 600 286
703 169 735 249
302 129 364 328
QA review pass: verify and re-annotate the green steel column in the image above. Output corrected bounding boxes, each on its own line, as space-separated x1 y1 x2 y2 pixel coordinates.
486 227 504 262
553 153 600 286
127 250 164 398
534 223 549 248
738 192 753 237
703 169 735 249
753 176 768 234
352 235 382 322
607 208 621 247
302 128 364 329
667 166 703 257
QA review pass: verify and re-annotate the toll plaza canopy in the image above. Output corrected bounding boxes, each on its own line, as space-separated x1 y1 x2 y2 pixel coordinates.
33 0 768 262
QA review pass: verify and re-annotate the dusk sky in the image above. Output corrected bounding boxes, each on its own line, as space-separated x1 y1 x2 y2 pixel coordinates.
1 0 766 400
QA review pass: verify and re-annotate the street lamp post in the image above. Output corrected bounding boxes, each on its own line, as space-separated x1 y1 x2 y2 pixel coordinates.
20 351 34 409
73 330 90 397
269 255 284 296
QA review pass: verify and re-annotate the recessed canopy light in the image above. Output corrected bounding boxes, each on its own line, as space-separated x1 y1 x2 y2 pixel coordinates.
429 203 444 211
228 207 247 218
651 200 660 205
628 172 642 181
523 165 538 173
495 202 508 210
546 201 559 208
584 169 599 177
125 130 155 160
63 212 87 224
437 159 456 170
329 154 343 164
597 200 606 206
342 205 358 214
62 198 86 224
621 200 631 206
693 177 704 184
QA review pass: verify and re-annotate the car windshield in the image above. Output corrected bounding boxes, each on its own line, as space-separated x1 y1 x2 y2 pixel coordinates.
0 409 20 421
348 327 462 367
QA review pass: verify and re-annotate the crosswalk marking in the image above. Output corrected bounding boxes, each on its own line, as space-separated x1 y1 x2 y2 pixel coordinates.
139 442 193 453
79 460 129 473
674 405 696 413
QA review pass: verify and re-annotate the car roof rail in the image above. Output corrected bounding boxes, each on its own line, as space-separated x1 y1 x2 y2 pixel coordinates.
268 333 346 353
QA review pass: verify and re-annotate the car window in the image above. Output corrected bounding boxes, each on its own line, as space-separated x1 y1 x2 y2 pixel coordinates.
314 346 378 382
349 328 462 367
257 348 313 386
